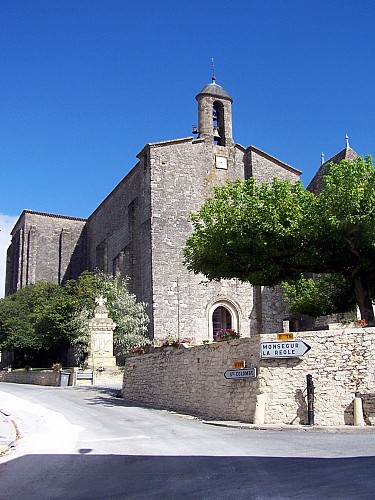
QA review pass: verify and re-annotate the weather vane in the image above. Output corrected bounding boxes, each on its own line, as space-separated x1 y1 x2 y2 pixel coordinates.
211 58 216 83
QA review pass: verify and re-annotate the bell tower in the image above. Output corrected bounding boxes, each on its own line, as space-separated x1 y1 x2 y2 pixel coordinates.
195 75 233 147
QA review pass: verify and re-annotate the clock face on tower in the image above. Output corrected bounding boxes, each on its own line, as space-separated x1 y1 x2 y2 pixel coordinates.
215 156 228 170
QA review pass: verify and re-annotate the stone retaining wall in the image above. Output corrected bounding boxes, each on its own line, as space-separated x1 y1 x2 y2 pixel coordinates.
0 370 60 386
93 370 123 386
0 369 123 387
122 328 375 426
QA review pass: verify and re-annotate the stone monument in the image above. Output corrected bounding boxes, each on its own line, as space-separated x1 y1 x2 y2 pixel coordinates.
88 296 117 370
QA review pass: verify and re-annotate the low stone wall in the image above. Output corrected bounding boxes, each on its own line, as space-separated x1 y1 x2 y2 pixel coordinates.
92 370 123 386
0 370 60 386
0 368 123 387
122 328 375 426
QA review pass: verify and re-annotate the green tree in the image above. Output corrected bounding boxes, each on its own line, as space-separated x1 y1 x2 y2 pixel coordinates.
184 156 375 323
94 272 150 354
281 274 356 318
0 271 150 360
65 270 99 311
0 281 80 351
66 271 151 356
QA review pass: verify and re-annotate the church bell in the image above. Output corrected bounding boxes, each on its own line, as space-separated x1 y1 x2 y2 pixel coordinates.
213 126 221 139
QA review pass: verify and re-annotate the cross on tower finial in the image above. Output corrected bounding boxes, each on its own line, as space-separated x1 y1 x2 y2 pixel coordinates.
345 133 350 149
211 58 216 83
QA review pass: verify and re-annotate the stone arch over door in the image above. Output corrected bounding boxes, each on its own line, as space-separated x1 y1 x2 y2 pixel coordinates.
207 299 240 341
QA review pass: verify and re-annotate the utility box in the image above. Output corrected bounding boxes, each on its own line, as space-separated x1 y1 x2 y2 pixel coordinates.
59 371 71 387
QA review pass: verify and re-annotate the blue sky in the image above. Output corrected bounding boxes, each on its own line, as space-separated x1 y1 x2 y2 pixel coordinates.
1 0 374 295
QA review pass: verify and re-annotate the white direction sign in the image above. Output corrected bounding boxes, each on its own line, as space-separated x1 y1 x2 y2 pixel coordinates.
260 340 311 359
224 368 257 379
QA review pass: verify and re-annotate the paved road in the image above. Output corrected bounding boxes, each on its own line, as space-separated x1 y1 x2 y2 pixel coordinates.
1 383 375 499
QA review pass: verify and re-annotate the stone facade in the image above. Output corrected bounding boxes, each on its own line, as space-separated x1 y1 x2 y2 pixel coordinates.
122 328 375 426
5 210 86 294
6 80 311 343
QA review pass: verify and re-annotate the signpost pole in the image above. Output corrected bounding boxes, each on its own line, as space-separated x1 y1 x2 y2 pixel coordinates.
307 374 314 425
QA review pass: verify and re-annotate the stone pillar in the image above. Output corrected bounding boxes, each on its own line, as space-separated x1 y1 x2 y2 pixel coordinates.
253 393 266 425
88 297 117 370
353 394 365 426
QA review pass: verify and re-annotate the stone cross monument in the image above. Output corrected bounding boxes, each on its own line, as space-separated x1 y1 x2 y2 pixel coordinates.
88 296 117 370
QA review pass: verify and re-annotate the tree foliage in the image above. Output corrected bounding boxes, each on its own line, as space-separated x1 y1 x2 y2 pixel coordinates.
0 271 150 357
91 272 150 355
0 281 80 351
184 176 317 283
59 271 150 356
184 156 375 323
281 274 356 318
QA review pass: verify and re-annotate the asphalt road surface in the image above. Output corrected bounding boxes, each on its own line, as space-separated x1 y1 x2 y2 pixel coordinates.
1 382 375 499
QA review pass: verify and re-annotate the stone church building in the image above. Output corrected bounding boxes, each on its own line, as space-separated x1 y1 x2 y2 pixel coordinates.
5 78 356 344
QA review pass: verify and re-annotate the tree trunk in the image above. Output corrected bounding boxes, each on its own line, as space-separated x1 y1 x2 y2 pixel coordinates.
352 273 375 325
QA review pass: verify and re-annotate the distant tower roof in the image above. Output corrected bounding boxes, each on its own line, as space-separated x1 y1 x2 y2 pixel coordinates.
195 82 233 103
307 136 358 194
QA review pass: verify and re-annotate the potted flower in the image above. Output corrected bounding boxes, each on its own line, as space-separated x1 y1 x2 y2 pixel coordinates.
179 338 192 349
162 335 180 347
130 346 145 355
214 328 240 342
356 319 368 328
180 338 191 344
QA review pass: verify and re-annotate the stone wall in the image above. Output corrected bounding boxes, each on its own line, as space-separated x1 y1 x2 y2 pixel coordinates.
0 369 123 387
93 370 123 387
122 328 375 426
0 370 60 386
245 146 301 184
148 138 253 343
6 211 87 295
86 159 152 304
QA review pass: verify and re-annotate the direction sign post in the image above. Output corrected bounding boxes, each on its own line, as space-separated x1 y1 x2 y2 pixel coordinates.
260 340 311 359
224 368 257 379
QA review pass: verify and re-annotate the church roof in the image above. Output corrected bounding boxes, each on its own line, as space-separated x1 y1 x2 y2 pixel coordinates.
10 210 87 235
307 145 358 194
195 81 233 103
21 209 87 222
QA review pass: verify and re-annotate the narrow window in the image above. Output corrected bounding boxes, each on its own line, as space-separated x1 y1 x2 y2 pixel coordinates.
213 101 225 146
96 240 108 272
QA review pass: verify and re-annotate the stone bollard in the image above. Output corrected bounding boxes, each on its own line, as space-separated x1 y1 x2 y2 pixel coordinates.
353 393 365 426
253 393 266 425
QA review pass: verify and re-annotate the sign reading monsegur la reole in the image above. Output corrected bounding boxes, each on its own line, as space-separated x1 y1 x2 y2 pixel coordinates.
260 340 311 359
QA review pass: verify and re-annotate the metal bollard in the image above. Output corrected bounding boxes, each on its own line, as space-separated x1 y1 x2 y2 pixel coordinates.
307 374 314 425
